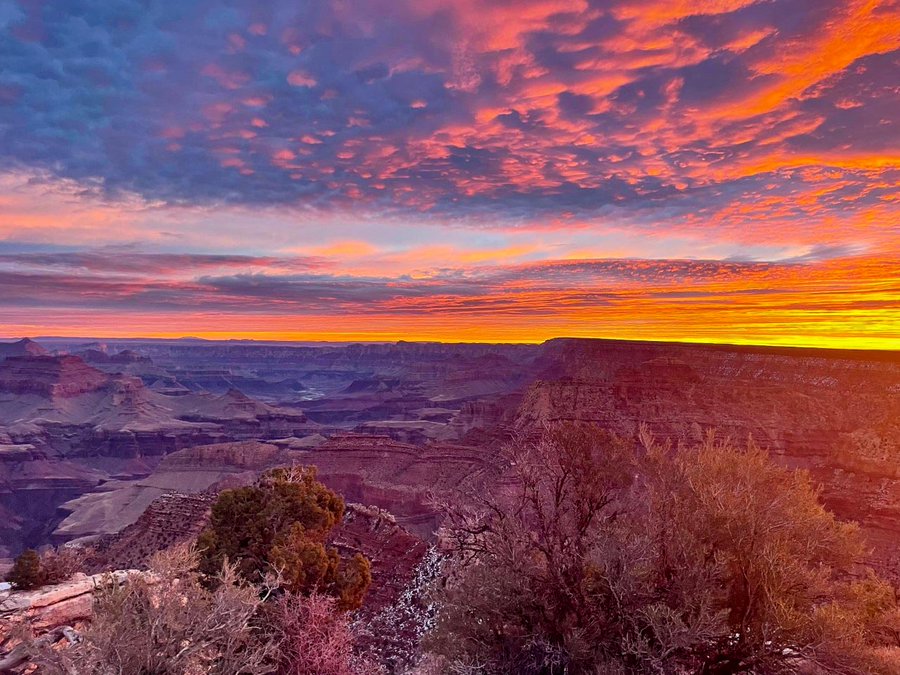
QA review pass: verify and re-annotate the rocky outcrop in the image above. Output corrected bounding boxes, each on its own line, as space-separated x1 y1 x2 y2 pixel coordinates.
75 349 151 366
0 355 109 398
450 399 507 437
0 339 47 360
353 420 455 445
0 570 137 638
298 434 494 538
52 442 289 546
88 493 216 572
330 503 429 612
157 439 283 471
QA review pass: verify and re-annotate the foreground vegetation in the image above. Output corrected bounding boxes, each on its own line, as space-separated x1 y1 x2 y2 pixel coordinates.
6 426 899 673
197 465 371 611
426 426 900 674
7 468 377 674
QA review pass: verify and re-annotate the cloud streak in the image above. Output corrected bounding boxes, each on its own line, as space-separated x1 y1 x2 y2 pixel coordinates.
0 252 896 348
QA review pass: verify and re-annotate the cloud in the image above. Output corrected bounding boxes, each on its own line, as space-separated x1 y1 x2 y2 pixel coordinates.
0 252 329 276
0 250 896 347
0 249 887 309
0 0 896 347
0 0 894 228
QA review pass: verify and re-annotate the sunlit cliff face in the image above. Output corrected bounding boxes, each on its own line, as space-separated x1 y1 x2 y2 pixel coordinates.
0 0 897 348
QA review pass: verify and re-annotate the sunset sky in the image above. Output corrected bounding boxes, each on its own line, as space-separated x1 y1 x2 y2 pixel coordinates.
0 0 897 347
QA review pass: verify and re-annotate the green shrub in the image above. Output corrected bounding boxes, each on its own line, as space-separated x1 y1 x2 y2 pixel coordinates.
198 465 371 610
7 548 46 591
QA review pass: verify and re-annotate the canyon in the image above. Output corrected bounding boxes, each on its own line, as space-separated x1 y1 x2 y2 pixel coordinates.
0 336 897 580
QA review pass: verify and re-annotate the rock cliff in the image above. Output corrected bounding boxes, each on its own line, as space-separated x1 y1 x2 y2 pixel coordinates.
518 339 900 571
0 355 109 398
0 355 316 554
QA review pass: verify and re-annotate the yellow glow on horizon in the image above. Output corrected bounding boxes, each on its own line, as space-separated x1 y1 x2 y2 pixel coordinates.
2 252 896 351
4 322 897 351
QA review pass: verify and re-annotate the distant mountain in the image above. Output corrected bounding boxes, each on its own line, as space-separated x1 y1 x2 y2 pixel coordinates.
0 338 47 360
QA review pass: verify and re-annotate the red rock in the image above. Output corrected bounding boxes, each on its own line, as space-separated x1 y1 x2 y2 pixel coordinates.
517 339 900 574
86 492 428 614
0 570 141 640
0 355 109 398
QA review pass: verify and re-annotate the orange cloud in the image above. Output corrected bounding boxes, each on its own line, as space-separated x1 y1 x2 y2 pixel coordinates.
287 70 317 87
2 254 895 349
310 241 381 257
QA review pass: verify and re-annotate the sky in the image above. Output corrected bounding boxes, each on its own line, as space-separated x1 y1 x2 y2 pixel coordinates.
0 0 897 348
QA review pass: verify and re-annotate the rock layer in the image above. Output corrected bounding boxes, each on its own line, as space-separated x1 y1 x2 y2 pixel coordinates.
0 570 137 638
1 337 897 575
518 339 900 572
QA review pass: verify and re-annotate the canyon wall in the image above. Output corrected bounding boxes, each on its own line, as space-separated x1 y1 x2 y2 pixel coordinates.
1 337 897 573
519 339 900 571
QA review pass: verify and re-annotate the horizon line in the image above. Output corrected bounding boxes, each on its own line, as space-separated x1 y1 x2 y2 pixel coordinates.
4 334 898 356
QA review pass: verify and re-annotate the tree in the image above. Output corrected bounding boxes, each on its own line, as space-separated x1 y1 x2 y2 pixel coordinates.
271 524 371 611
6 549 45 591
429 425 638 672
198 465 371 610
427 425 900 674
657 431 863 673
